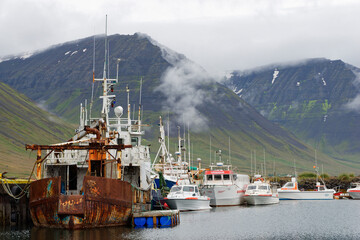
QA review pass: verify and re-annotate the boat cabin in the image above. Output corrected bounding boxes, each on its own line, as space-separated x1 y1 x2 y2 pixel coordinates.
168 185 201 198
247 184 271 192
280 177 299 191
204 170 236 185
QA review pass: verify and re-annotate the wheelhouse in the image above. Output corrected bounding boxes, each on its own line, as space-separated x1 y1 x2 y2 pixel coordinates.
204 170 235 183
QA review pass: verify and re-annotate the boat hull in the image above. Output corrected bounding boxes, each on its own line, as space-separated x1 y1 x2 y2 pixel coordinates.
30 176 150 229
200 185 245 206
278 190 334 200
244 195 279 205
165 198 211 211
348 190 360 199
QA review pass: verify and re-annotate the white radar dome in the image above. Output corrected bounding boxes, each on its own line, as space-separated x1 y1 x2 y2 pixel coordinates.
114 106 123 118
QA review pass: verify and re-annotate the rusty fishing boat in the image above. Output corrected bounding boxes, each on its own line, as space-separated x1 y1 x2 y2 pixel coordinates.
26 17 152 229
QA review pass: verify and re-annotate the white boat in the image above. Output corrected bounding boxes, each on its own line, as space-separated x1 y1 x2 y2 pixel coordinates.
278 177 334 200
164 184 211 211
152 117 191 189
244 177 279 205
347 182 360 199
200 157 249 206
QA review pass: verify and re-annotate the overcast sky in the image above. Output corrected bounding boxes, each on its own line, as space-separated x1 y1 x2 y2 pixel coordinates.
1 0 360 74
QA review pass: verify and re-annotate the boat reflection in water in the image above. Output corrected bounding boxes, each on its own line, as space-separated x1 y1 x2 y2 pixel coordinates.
31 226 133 240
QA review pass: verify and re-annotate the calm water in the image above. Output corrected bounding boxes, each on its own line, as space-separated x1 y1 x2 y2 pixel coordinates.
1 200 359 240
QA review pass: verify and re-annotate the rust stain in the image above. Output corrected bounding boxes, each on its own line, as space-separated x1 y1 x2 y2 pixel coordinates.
29 176 151 229
86 180 101 197
58 195 84 215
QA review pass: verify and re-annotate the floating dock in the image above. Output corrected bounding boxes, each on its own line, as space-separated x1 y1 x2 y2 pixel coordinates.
132 210 180 228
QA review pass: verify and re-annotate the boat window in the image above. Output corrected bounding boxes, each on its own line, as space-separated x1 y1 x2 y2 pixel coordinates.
214 175 222 181
170 186 182 192
131 137 138 146
183 186 194 192
319 186 325 191
223 174 230 180
284 182 294 188
207 175 213 181
195 186 199 193
233 174 237 180
259 186 268 190
247 185 257 190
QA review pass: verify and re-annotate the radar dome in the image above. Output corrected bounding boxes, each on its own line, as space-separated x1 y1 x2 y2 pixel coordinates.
114 106 123 118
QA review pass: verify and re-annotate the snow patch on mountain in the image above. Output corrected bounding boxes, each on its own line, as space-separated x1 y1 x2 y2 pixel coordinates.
272 69 279 84
235 88 243 95
322 77 326 86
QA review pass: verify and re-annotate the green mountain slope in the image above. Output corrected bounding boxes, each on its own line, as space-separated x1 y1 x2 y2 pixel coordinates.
227 58 360 171
0 82 73 176
0 37 356 175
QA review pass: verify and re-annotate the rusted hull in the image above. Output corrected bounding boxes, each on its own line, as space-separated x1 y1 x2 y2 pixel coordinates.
30 176 150 229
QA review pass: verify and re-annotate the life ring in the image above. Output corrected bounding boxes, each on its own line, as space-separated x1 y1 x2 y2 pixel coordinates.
255 178 264 182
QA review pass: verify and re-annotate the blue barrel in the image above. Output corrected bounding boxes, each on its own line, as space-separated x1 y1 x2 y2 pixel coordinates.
147 217 158 226
134 217 146 227
160 216 171 226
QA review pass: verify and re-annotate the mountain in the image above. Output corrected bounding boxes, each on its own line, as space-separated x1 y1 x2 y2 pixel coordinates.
0 35 355 175
226 58 360 171
0 82 73 176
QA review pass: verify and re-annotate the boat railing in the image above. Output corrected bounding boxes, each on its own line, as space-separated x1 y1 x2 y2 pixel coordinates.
46 150 88 165
107 118 146 132
209 164 232 171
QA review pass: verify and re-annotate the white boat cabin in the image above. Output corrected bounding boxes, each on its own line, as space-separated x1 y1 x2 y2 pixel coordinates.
168 185 201 198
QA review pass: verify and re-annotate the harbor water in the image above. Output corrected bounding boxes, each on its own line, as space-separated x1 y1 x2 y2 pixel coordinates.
1 200 359 239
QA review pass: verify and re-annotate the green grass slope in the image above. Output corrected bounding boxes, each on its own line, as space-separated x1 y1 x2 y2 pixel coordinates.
0 82 73 177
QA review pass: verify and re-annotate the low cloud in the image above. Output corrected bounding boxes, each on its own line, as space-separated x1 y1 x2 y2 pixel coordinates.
157 58 213 132
345 69 360 112
139 33 214 131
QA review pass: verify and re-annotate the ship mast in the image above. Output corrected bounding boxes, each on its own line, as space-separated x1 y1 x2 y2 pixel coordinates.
93 15 119 134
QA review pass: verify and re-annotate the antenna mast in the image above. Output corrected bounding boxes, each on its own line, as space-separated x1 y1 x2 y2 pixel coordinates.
209 135 212 166
250 150 253 177
100 15 109 126
263 148 266 178
167 112 170 155
254 150 257 175
127 85 131 128
188 123 190 167
90 32 96 120
228 136 231 165
93 15 118 134
177 126 181 163
138 78 142 133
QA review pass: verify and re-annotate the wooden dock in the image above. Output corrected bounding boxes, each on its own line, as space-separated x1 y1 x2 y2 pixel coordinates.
132 210 180 228
0 177 32 226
